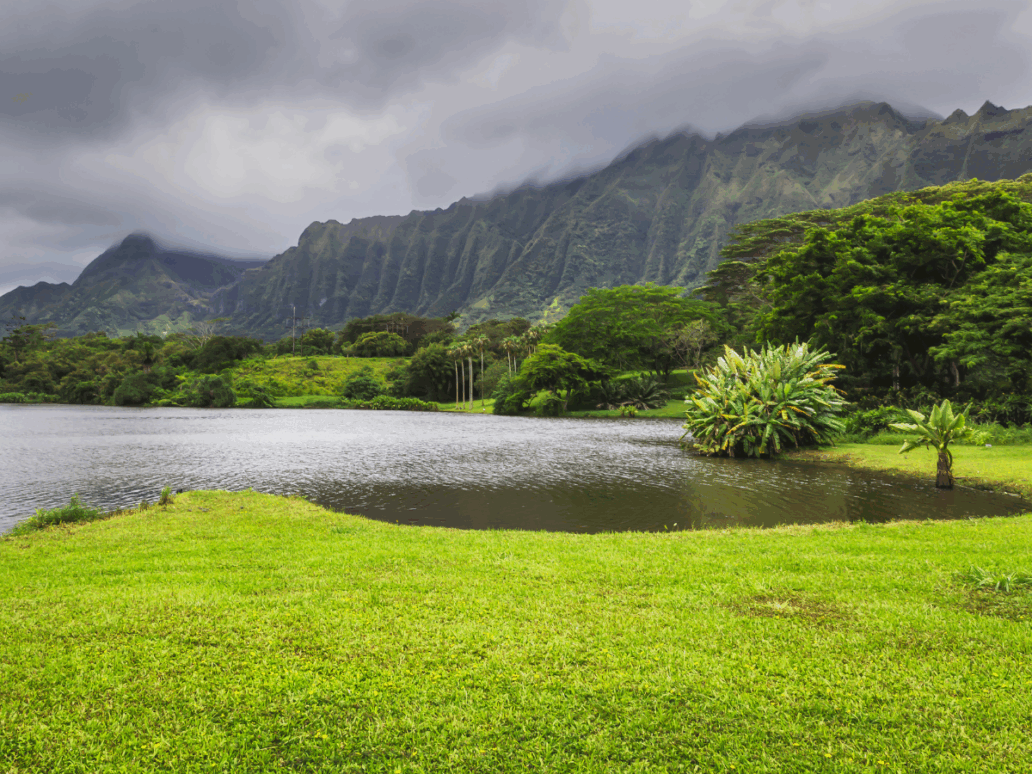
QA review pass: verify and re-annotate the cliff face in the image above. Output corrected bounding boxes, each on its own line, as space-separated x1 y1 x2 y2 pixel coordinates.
213 100 1032 338
6 100 1032 339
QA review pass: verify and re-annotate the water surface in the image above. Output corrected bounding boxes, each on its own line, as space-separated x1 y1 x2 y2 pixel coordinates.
1 405 1026 534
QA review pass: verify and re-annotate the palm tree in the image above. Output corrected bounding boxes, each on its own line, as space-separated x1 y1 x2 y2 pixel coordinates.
473 334 489 407
450 346 465 409
449 348 460 407
502 336 520 376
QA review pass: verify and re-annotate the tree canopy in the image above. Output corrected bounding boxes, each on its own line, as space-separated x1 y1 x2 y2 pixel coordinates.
545 284 717 375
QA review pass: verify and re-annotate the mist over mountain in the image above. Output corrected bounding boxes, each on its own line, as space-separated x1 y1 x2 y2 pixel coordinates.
4 99 1032 340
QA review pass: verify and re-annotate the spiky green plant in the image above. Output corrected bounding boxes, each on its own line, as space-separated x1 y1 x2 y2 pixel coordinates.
890 399 974 489
681 341 847 458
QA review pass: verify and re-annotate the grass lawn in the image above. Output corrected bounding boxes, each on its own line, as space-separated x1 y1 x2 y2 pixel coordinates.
791 444 1032 500
1 490 1030 772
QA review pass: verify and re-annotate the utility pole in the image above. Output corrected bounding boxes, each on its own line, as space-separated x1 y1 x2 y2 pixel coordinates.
285 305 312 357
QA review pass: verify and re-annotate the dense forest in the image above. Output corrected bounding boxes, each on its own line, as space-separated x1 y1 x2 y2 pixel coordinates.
2 176 1030 428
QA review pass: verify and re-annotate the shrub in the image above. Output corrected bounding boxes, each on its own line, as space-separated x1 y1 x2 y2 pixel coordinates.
491 375 530 415
181 375 236 408
341 368 385 400
337 395 439 411
682 341 848 457
112 372 159 406
0 392 27 403
620 374 670 410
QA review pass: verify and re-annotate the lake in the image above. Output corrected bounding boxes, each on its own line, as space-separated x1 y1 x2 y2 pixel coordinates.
1 404 1027 535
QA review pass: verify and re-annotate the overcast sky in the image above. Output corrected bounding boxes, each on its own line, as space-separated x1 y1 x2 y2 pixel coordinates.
2 0 1031 296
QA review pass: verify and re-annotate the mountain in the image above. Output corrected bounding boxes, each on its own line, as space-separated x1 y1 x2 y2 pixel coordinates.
5 99 1032 339
0 234 268 337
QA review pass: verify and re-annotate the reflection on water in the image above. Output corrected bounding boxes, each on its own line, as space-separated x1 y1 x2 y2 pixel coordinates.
1 404 1027 534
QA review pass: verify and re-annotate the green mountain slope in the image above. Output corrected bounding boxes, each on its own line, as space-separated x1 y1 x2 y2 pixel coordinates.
5 99 1032 339
0 234 267 337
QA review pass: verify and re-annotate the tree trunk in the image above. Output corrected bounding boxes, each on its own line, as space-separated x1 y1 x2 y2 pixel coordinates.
454 360 459 405
468 356 474 409
480 351 485 407
459 360 465 407
936 448 954 489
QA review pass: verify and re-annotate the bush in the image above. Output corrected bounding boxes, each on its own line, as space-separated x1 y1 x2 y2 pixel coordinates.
341 368 385 400
491 375 530 416
0 392 28 403
475 360 509 400
181 375 236 408
338 395 439 411
112 372 160 406
241 385 276 408
620 374 670 410
682 342 848 457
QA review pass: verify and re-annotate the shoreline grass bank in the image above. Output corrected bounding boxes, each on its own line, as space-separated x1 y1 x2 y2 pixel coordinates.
790 444 1032 501
2 490 1031 772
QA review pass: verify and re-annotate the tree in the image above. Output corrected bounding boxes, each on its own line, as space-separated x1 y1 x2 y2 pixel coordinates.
405 343 455 401
517 343 608 415
352 331 408 357
300 327 335 356
341 367 385 400
546 284 717 375
668 319 718 371
181 375 236 408
473 334 489 407
188 317 230 349
890 400 974 489
681 342 847 458
502 335 521 376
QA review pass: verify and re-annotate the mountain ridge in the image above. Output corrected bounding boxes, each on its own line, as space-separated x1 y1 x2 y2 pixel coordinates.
4 99 1032 339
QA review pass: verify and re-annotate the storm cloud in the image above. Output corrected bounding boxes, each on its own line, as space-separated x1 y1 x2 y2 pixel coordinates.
1 0 1030 287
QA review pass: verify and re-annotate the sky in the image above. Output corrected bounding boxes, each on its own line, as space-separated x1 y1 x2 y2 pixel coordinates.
1 0 1031 297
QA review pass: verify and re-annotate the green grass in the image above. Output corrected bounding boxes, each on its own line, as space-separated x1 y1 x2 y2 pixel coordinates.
791 443 1032 500
2 490 1031 772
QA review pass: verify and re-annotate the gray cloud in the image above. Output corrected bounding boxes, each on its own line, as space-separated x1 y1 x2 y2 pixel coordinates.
0 0 1030 288
0 0 569 143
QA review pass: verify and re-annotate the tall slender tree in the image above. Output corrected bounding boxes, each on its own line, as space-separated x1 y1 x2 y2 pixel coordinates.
473 334 489 407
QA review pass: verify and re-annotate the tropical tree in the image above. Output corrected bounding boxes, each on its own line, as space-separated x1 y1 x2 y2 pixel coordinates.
681 341 847 458
450 345 466 408
517 343 608 415
546 284 717 375
473 334 489 407
890 400 975 489
502 335 521 375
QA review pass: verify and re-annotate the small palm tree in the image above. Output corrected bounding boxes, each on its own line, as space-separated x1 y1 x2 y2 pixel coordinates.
891 399 974 489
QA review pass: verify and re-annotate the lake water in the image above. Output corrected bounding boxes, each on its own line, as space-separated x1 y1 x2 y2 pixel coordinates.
1 404 1027 535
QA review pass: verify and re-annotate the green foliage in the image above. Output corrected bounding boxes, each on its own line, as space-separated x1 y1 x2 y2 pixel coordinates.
158 486 175 506
517 343 608 415
352 331 409 357
112 372 160 406
337 395 439 411
193 336 263 373
299 327 335 355
491 374 531 416
340 367 385 400
736 188 1032 400
474 359 509 400
9 493 107 535
404 343 455 401
547 284 717 375
181 375 236 408
682 342 847 457
954 567 1032 594
619 375 670 410
0 392 28 403
890 400 975 488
